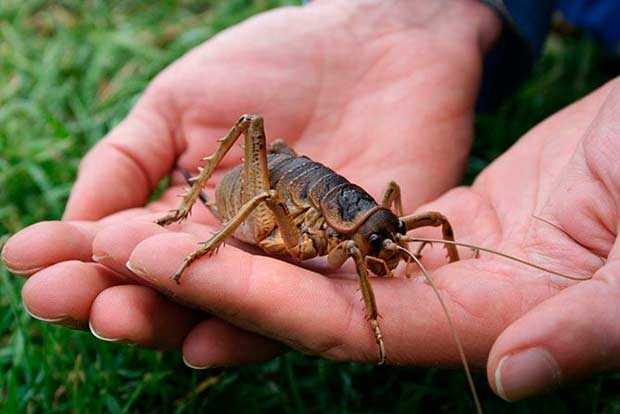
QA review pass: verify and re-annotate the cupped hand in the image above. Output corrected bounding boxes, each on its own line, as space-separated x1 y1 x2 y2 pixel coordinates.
411 78 620 401
2 0 500 367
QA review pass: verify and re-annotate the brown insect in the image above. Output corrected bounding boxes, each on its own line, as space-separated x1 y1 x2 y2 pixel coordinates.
154 113 461 360
155 114 588 414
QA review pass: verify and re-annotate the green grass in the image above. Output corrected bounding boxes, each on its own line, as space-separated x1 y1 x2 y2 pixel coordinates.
1 1 619 413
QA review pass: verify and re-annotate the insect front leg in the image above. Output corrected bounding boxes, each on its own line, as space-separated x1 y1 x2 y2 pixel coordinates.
155 114 253 226
401 211 460 263
381 180 416 270
344 241 385 365
380 180 403 216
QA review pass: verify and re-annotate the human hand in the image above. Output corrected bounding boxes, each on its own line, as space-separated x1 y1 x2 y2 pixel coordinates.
48 77 618 386
35 77 616 368
2 0 500 365
409 78 620 400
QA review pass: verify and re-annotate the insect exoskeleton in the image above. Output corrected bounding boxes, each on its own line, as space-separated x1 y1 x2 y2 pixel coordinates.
155 114 461 365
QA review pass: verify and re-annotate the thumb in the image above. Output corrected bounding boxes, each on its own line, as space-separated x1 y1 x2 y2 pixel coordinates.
487 257 620 401
63 91 176 220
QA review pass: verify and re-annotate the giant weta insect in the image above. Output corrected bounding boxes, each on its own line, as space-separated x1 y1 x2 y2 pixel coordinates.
155 114 587 413
155 113 461 362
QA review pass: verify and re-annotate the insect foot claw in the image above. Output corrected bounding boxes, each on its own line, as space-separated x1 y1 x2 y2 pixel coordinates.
155 208 190 227
155 217 168 226
415 241 431 257
370 319 385 365
171 257 192 284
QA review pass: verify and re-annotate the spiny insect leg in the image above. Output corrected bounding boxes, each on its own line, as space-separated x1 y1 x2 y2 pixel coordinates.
156 115 253 227
400 211 460 263
172 190 273 283
347 241 385 364
380 180 403 217
240 116 301 248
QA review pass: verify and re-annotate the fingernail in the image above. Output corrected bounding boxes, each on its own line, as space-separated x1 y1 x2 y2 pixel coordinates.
6 266 45 276
183 354 210 370
1 240 43 275
126 260 147 278
92 254 111 263
89 320 122 343
1 243 8 265
23 303 66 323
495 347 561 401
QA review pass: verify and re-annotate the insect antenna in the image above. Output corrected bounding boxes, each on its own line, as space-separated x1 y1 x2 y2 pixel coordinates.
397 245 482 414
401 237 592 281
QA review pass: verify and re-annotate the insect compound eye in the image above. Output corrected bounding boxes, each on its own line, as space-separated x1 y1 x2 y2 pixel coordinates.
397 220 407 235
369 233 382 251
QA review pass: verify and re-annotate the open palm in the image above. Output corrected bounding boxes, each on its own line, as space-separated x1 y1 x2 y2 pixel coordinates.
405 79 620 400
32 77 615 375
73 80 616 368
68 78 618 404
64 0 490 222
2 1 499 366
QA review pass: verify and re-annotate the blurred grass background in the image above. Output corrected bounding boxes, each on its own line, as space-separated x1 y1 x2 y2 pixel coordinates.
1 1 619 413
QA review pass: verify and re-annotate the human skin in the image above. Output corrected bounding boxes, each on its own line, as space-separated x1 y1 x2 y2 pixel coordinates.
2 0 499 360
39 0 620 399
5 0 620 403
65 77 620 402
7 75 618 404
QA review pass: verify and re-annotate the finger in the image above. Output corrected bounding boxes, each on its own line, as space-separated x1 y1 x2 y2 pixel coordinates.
89 284 200 349
92 220 170 279
93 220 284 355
2 221 100 276
125 232 383 360
63 96 176 220
487 260 620 401
182 319 285 368
21 261 124 329
124 232 506 364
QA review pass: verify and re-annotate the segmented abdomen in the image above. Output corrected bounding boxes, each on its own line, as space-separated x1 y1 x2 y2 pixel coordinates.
215 153 378 243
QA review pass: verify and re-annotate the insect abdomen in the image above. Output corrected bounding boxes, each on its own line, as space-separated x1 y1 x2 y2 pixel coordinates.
215 153 379 240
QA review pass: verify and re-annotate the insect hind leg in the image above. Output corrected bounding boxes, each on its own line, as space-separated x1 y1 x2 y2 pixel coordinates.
241 116 301 249
178 168 220 220
170 115 302 283
155 115 254 226
171 190 274 283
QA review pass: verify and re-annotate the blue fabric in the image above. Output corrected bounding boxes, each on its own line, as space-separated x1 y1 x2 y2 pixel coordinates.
476 0 556 111
503 0 556 57
558 0 620 51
